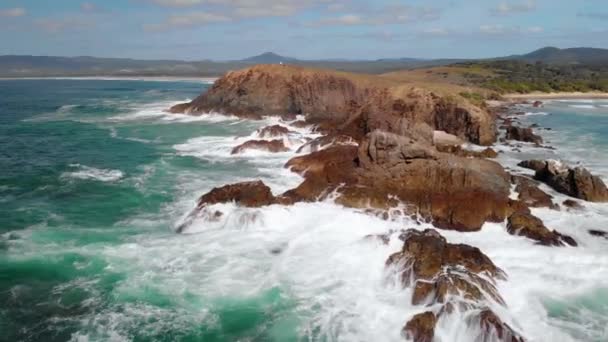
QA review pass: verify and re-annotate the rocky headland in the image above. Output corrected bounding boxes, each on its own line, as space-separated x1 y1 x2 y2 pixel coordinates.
169 64 608 340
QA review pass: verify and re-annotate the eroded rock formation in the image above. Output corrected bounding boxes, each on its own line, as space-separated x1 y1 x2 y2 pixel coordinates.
169 65 497 145
231 139 290 154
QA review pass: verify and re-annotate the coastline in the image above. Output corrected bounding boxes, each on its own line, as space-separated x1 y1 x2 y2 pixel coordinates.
0 76 218 83
503 91 608 100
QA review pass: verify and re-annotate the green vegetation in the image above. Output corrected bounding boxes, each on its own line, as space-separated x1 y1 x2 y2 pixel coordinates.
457 61 608 94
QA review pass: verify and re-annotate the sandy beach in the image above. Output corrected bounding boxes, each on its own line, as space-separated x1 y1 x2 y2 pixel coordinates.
504 92 608 99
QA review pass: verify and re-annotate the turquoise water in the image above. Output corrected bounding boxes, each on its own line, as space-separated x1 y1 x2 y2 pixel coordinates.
2 81 608 342
0 80 299 341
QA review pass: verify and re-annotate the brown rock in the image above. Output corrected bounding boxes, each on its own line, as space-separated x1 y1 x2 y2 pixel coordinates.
197 180 276 208
295 134 357 153
562 199 583 209
169 65 497 145
511 175 556 209
387 229 505 304
285 130 512 232
518 160 546 172
231 139 290 154
389 229 524 341
436 145 498 158
533 100 543 108
256 125 292 138
507 212 577 247
475 310 525 342
534 161 608 202
505 126 543 145
403 312 436 342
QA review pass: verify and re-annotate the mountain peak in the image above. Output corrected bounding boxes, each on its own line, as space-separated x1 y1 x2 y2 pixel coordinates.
241 52 298 63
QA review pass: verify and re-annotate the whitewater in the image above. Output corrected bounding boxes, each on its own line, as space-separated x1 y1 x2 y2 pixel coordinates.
1 79 607 342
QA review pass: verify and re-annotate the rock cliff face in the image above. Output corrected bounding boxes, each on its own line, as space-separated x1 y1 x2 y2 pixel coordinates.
170 65 496 145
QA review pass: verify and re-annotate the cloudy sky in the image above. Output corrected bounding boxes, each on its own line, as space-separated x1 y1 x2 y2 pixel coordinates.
0 0 606 60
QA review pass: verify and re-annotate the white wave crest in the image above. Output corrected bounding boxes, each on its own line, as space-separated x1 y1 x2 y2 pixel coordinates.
62 164 124 182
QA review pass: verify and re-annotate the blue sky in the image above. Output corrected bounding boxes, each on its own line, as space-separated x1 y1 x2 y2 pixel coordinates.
0 0 606 60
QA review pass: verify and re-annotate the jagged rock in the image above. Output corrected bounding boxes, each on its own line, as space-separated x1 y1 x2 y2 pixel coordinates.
517 160 546 172
505 126 543 145
231 139 290 154
511 175 556 209
533 160 608 202
507 212 577 246
475 310 525 342
169 65 497 145
403 312 436 342
390 229 525 342
256 125 293 138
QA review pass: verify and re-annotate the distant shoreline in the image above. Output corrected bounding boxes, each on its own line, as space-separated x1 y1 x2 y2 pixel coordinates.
0 76 218 83
503 92 608 100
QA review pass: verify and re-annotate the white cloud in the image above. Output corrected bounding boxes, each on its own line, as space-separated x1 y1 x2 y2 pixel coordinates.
309 5 440 27
35 18 93 33
144 11 231 31
314 14 363 26
0 7 26 17
491 1 536 16
479 24 544 35
81 2 98 12
149 0 204 7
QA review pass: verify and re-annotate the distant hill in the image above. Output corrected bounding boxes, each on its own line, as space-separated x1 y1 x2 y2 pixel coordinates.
240 52 298 63
1 47 607 78
514 47 608 65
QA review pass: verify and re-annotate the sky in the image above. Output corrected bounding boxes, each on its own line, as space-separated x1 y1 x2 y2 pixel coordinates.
0 0 606 60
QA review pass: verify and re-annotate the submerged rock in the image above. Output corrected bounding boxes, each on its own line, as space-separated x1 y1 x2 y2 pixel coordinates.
231 139 290 154
507 212 577 247
589 230 608 239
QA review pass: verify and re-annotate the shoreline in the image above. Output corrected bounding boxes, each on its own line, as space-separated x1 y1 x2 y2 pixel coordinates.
0 76 218 83
503 92 608 100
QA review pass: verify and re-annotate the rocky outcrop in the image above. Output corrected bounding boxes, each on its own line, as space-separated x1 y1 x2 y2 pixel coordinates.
256 125 293 138
507 212 577 246
523 160 608 202
285 130 511 231
389 229 524 342
169 65 497 145
231 139 290 154
505 126 543 145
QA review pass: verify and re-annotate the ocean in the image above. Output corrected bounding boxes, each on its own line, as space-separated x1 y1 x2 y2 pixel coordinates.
1 79 607 342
